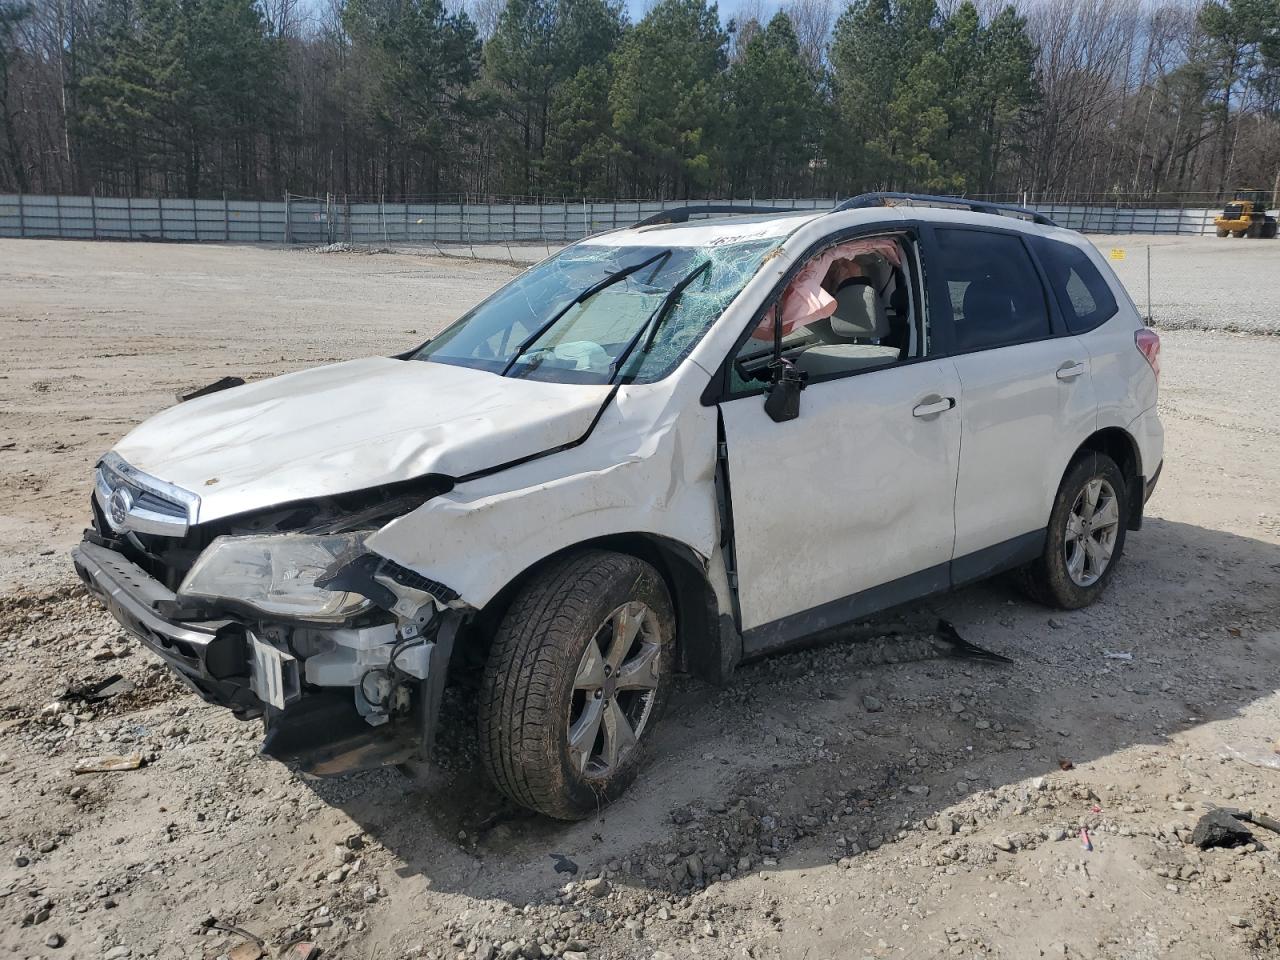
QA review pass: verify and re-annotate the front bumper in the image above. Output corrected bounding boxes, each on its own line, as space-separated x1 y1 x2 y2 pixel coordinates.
72 538 460 775
71 541 261 716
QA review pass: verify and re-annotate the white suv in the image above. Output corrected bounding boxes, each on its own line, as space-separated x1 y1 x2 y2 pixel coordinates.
73 194 1163 818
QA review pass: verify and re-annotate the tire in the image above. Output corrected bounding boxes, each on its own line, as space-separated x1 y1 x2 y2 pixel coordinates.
1232 230 1246 238
479 550 676 819
1246 221 1262 239
1216 227 1229 237
1014 453 1129 610
1264 220 1278 239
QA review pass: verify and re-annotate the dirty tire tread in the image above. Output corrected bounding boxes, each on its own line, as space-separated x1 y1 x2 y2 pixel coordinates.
479 550 670 819
1013 452 1129 610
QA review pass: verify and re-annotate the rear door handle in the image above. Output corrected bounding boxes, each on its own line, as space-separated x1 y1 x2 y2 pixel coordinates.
1056 360 1086 380
912 397 956 418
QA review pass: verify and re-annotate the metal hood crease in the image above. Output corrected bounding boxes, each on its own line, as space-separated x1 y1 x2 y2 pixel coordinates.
112 356 612 521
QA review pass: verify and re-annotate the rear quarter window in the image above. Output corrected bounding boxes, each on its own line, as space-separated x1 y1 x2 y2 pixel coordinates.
1033 237 1119 334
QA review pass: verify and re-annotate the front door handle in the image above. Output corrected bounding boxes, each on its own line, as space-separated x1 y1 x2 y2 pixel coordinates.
912 397 956 418
1056 360 1087 380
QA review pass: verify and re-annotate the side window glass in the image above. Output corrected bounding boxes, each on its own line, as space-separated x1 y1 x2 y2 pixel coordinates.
934 229 1050 351
1032 236 1119 333
728 235 922 390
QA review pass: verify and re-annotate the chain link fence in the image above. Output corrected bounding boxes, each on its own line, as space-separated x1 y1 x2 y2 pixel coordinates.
0 193 1269 243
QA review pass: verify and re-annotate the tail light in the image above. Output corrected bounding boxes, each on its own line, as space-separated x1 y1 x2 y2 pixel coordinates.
1135 328 1160 381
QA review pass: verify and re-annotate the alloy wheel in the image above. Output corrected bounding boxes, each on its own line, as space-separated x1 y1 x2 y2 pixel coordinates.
567 601 662 778
1064 477 1120 587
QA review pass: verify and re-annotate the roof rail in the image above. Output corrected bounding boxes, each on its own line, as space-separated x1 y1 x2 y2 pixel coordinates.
833 192 1057 227
633 204 802 228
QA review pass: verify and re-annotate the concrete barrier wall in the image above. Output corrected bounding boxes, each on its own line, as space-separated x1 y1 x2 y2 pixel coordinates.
0 194 1266 243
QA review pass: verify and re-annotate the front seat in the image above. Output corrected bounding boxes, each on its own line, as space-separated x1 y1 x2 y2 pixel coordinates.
796 279 900 377
960 280 1031 344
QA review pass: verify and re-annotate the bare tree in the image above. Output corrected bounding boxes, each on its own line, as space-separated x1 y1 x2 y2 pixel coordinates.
782 0 832 73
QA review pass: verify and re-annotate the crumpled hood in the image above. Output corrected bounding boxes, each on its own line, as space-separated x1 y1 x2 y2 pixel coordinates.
113 357 612 523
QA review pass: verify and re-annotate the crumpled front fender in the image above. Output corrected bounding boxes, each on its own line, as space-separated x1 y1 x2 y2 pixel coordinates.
363 380 721 610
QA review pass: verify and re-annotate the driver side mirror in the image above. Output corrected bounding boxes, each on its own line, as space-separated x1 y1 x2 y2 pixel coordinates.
764 359 805 423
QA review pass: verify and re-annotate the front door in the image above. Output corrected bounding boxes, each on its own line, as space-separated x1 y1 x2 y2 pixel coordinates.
716 232 962 652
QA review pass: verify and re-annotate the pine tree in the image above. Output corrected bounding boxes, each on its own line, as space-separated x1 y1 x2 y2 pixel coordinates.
722 12 820 198
0 0 31 191
609 0 726 197
543 59 615 195
344 0 481 195
484 0 623 194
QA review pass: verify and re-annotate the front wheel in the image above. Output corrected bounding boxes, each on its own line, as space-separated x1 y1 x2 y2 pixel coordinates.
1015 453 1129 609
479 550 675 819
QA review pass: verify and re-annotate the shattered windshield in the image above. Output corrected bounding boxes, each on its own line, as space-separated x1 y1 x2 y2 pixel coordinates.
411 239 777 384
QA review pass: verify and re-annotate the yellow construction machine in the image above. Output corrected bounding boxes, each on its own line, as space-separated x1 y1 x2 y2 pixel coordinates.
1214 190 1277 238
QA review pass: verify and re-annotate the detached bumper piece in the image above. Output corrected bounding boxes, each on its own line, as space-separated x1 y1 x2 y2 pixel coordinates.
71 541 260 717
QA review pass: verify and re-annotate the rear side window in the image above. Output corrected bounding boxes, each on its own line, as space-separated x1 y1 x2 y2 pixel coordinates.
1032 237 1119 333
933 229 1050 351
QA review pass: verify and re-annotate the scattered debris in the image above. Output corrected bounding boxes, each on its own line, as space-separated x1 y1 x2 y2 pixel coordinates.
1220 742 1280 771
1103 651 1134 661
1190 809 1254 849
60 674 135 702
179 376 245 402
72 753 144 774
1058 759 1075 771
1216 807 1280 837
550 854 579 876
227 944 264 960
280 943 320 960
1080 827 1093 851
930 619 1014 664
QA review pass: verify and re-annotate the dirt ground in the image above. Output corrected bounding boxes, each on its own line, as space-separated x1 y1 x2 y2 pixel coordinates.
1 237 1278 960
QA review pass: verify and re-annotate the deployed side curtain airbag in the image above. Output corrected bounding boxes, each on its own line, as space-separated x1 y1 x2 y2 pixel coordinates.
753 238 903 340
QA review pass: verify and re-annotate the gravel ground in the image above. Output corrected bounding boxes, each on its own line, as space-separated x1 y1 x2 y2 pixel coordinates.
0 238 1278 960
1092 234 1280 335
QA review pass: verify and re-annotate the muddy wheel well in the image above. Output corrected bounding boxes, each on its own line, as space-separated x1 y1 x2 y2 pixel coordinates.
462 534 729 686
1071 427 1143 529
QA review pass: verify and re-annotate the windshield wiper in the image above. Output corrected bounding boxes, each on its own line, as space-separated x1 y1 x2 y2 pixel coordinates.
500 250 672 377
608 259 712 384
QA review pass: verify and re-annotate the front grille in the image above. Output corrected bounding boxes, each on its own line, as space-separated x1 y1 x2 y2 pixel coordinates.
95 452 199 538
133 488 189 520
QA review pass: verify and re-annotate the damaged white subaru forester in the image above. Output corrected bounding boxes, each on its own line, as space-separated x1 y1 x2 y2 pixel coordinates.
74 194 1163 819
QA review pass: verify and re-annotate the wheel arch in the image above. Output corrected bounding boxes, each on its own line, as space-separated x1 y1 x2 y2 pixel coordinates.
469 533 736 686
1068 427 1144 529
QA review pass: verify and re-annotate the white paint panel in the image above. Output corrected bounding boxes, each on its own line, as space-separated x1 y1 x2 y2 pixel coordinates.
721 359 963 630
950 338 1098 557
366 376 721 609
113 358 611 523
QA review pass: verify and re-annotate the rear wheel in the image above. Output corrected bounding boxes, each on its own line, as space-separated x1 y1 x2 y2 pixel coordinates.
1015 453 1129 609
1246 220 1263 239
479 550 675 819
1264 220 1278 239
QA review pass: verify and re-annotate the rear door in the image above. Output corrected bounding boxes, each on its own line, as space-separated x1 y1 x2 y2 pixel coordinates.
924 226 1097 572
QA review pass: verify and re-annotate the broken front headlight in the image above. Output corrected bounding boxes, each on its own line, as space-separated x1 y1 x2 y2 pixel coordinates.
179 533 373 622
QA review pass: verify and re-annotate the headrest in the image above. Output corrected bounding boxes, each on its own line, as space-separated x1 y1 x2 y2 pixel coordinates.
961 282 1014 327
830 279 889 339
